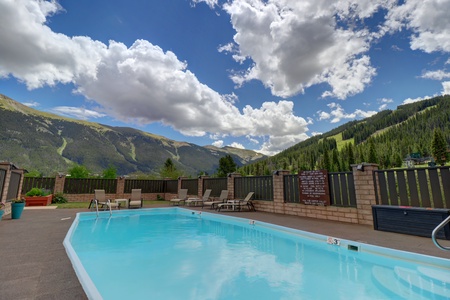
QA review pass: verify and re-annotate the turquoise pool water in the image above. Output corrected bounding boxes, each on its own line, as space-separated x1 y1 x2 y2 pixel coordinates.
64 208 450 300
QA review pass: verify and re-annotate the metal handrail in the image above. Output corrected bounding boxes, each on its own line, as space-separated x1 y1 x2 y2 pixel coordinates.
431 215 450 251
107 199 112 217
94 199 99 218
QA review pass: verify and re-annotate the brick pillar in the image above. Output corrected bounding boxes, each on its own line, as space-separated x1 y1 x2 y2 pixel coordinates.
352 163 379 225
116 176 125 198
273 170 289 214
227 173 241 200
198 175 208 197
54 174 66 194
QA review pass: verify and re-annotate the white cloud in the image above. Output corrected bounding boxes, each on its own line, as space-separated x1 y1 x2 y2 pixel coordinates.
246 135 259 144
51 106 106 120
421 70 450 80
22 101 40 107
402 95 432 104
317 102 376 124
229 142 244 149
385 0 450 53
212 140 224 147
441 81 450 95
378 98 393 110
220 0 393 99
191 0 218 9
378 104 388 111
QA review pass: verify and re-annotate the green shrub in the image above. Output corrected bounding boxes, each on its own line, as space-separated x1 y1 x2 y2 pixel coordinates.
25 188 52 197
52 192 68 204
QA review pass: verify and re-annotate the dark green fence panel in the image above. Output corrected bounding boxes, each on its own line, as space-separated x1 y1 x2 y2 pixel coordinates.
165 180 178 193
284 175 299 203
234 176 273 200
124 179 166 193
204 178 227 197
22 177 56 194
64 178 117 194
181 179 198 195
328 172 356 207
6 172 22 200
374 167 450 208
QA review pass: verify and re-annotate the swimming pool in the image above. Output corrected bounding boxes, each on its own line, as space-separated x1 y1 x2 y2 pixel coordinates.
64 208 450 300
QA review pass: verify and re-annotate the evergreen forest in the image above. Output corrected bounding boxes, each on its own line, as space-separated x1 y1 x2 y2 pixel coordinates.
239 95 450 175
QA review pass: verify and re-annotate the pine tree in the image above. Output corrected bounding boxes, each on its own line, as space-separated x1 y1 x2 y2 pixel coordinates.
431 128 448 166
368 139 377 164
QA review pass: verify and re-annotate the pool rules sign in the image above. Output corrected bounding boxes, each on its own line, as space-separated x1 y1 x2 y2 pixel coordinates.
299 170 330 206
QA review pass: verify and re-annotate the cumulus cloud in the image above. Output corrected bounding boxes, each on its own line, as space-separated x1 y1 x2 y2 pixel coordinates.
442 81 450 94
229 142 244 149
421 70 450 80
51 106 106 120
402 95 432 104
317 102 376 123
220 0 394 99
384 0 450 53
212 140 224 147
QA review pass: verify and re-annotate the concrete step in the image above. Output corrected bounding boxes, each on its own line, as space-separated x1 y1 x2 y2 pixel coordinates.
372 266 429 300
394 266 450 299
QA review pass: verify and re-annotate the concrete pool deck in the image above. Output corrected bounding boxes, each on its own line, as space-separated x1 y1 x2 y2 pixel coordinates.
0 204 449 299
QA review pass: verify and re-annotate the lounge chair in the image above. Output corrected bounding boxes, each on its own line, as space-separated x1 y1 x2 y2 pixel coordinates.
203 190 228 209
217 192 255 212
185 189 212 207
89 189 120 210
170 189 188 206
128 189 143 209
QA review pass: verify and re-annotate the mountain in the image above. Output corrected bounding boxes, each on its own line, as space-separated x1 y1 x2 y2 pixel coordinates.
239 95 450 175
0 94 267 176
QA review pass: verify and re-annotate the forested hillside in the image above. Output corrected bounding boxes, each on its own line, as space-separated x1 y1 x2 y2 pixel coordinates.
0 94 266 176
239 95 450 175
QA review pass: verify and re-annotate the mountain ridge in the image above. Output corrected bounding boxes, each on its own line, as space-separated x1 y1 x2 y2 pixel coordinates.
0 94 267 176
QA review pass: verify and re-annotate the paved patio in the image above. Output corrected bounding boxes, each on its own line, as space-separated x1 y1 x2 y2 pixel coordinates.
1 204 449 299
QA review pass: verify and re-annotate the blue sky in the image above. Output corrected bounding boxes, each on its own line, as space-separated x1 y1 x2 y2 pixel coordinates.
1 0 450 155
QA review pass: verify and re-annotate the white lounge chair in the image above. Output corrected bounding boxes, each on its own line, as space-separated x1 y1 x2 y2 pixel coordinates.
217 192 255 212
203 190 228 209
185 189 212 207
170 189 188 206
128 189 143 209
89 189 120 210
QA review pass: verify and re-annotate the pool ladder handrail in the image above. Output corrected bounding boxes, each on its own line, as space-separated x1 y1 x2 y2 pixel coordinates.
93 199 99 218
431 215 450 251
107 199 112 217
